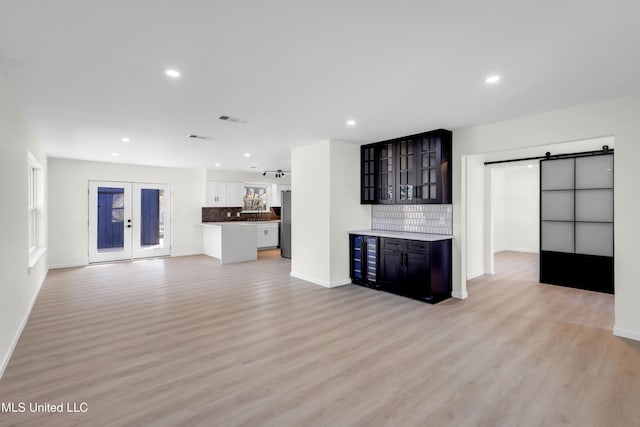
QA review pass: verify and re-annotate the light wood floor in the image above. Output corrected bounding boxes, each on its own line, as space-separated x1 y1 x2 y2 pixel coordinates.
1 251 639 426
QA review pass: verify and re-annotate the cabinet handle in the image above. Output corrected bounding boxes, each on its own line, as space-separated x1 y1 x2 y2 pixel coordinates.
400 251 404 266
404 253 408 266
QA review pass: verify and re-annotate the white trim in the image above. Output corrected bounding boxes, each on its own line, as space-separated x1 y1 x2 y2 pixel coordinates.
49 262 87 269
50 252 202 269
171 251 203 257
452 290 468 299
290 271 351 288
330 279 352 288
502 248 540 254
28 247 47 269
613 326 640 342
467 272 484 281
0 268 46 379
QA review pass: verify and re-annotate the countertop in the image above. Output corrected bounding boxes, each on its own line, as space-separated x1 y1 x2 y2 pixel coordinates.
199 220 281 226
349 229 453 242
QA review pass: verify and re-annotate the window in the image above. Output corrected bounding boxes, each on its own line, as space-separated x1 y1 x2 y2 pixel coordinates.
28 152 44 268
28 164 37 252
243 185 268 211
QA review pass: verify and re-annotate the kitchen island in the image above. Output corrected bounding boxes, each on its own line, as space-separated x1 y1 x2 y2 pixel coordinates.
199 220 280 264
200 222 257 264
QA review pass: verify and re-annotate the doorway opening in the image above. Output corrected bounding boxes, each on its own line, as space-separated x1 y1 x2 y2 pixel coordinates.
89 181 171 263
465 136 614 283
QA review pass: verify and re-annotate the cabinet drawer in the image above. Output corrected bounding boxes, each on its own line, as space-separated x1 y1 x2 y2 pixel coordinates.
407 241 430 254
382 238 403 249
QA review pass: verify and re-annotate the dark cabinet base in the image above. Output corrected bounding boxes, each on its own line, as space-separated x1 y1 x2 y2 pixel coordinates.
351 278 451 304
350 237 451 304
540 251 614 294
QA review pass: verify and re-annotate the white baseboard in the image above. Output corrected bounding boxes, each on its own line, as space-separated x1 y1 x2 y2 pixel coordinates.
49 262 87 269
496 248 539 254
171 251 204 257
452 290 468 299
0 271 47 379
49 251 204 269
509 248 539 254
613 326 640 342
290 271 351 288
466 272 484 281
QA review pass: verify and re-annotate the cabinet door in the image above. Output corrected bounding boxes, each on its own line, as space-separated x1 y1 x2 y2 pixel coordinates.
257 226 278 248
226 182 244 207
206 181 226 206
405 250 430 294
380 238 405 285
415 135 440 203
396 139 416 204
361 146 377 204
376 143 394 204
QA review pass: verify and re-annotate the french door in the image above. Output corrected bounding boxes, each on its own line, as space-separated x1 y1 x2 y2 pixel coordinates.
89 181 171 263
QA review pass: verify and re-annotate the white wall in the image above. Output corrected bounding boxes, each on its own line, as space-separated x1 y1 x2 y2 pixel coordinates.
453 94 640 342
0 72 48 377
48 158 204 267
329 141 371 284
291 141 332 284
491 169 508 253
291 140 370 287
465 154 486 279
491 166 539 254
206 169 291 186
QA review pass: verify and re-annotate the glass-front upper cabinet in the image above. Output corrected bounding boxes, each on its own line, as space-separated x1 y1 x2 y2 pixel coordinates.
376 143 394 204
396 139 415 203
361 146 376 204
360 129 452 205
415 135 439 202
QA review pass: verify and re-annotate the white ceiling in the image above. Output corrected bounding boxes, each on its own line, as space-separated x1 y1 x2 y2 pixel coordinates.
1 1 639 172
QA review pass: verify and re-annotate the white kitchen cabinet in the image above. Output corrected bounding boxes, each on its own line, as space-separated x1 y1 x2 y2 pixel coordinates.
256 223 279 249
201 223 257 264
206 181 243 207
270 184 291 207
227 182 244 207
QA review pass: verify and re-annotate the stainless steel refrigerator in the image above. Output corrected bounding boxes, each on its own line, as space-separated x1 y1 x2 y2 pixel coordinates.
280 190 291 258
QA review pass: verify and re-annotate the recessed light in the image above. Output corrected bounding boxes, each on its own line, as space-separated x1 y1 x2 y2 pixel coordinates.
528 164 534 168
121 137 130 142
215 163 221 167
485 75 501 84
165 69 181 78
112 153 119 157
346 119 357 127
244 153 251 158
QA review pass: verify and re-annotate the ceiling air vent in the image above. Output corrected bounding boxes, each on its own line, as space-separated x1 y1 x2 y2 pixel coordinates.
188 134 214 141
218 115 246 124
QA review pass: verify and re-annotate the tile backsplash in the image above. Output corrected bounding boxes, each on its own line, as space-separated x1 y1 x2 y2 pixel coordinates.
202 207 279 222
372 204 453 235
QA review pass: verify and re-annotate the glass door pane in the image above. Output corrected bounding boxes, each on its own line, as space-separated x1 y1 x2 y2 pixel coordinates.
132 183 171 258
89 181 132 263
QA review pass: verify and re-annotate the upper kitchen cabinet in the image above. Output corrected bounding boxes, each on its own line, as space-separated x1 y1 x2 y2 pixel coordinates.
360 129 452 205
414 132 451 204
206 181 243 207
361 145 376 203
376 142 395 204
270 184 291 207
